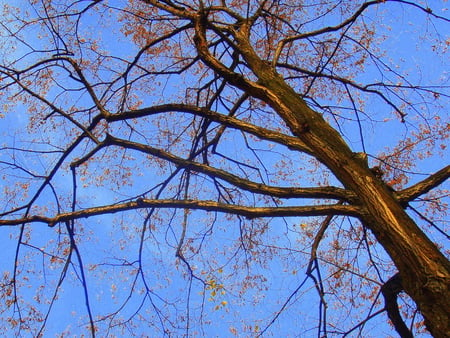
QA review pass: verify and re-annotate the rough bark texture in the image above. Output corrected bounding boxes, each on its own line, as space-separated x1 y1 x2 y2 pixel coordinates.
261 68 450 338
2 2 448 336
195 20 450 337
261 63 450 338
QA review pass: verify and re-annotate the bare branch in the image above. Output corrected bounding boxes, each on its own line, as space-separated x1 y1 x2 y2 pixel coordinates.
381 273 413 338
272 1 381 65
108 103 314 154
0 199 360 227
396 165 450 203
102 133 352 201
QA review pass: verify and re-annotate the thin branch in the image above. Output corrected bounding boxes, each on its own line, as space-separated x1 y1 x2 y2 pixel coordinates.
306 206 343 337
343 309 385 337
408 204 450 240
272 1 381 65
65 220 96 337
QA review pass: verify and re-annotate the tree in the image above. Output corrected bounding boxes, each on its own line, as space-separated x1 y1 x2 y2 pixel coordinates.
0 0 449 336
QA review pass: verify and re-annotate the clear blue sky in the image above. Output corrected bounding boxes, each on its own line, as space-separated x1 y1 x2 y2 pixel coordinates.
0 1 448 337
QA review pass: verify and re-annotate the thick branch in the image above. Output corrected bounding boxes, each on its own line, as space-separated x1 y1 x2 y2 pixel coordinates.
107 103 313 154
0 199 360 227
192 11 284 109
396 165 450 203
381 273 414 338
140 0 196 19
103 134 353 201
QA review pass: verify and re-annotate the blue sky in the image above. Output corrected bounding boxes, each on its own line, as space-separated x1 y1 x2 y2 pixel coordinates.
0 1 448 337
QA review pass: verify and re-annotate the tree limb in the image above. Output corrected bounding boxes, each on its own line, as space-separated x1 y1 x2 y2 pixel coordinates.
0 199 360 227
381 273 414 338
396 165 450 203
102 133 354 201
107 103 314 155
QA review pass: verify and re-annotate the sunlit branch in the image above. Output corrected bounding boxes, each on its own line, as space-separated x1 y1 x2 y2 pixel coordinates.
1 0 449 335
0 199 360 227
192 11 279 104
103 133 353 201
272 1 381 65
277 63 406 120
140 0 197 19
108 103 313 154
396 165 450 203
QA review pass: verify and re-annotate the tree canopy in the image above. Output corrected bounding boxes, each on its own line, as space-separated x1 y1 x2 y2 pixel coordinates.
0 0 449 336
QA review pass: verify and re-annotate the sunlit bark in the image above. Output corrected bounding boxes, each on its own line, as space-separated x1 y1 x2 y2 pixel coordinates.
0 1 448 336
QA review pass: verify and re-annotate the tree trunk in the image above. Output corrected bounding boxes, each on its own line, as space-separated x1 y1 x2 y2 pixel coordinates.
195 20 450 336
259 67 450 338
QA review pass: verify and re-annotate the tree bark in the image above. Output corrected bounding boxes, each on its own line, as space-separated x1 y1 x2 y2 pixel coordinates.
261 69 450 338
230 23 450 337
259 62 450 338
192 16 450 337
